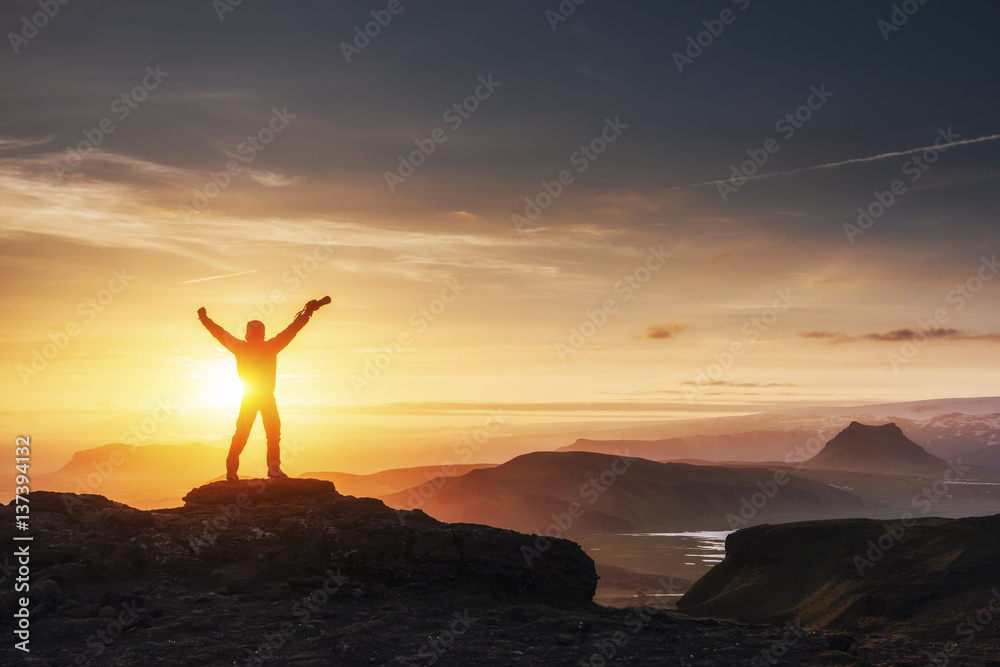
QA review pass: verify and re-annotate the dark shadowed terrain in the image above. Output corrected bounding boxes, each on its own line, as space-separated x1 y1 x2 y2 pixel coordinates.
4 479 1000 665
680 515 1000 636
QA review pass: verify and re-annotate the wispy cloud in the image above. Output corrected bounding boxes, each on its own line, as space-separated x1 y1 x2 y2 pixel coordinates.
673 132 1000 190
0 149 636 282
680 380 795 388
179 269 261 285
244 170 294 187
0 136 55 152
575 67 630 89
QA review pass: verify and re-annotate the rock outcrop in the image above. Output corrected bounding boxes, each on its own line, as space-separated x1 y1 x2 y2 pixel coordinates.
4 482 1000 664
678 514 1000 639
8 480 598 609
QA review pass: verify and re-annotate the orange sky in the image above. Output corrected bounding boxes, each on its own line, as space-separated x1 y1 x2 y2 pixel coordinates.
2 2 999 474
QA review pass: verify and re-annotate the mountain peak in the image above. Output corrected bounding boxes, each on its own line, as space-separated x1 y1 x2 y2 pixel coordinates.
805 421 946 476
843 420 903 433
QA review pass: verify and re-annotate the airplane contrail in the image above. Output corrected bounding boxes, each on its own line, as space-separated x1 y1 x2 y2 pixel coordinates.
179 269 260 285
671 131 1000 191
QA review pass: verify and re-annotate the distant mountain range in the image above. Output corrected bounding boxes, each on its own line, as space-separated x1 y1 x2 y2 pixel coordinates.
588 396 1000 457
553 398 1000 465
50 442 223 479
384 450 867 535
384 422 1000 537
303 463 497 498
19 396 1000 513
32 442 225 508
555 431 811 463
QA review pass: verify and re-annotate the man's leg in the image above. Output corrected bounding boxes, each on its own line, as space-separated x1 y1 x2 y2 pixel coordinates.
227 396 259 479
261 393 285 478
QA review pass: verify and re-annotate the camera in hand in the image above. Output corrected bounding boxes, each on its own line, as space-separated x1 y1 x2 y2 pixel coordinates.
305 296 332 314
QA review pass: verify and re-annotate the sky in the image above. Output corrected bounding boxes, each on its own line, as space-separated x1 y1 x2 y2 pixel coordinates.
2 1 1000 469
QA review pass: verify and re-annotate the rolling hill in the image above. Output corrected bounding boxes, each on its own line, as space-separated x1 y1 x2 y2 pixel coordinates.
678 514 1000 639
302 463 497 498
384 450 867 535
556 437 697 461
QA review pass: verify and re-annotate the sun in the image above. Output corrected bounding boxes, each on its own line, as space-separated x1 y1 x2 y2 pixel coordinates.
199 358 245 409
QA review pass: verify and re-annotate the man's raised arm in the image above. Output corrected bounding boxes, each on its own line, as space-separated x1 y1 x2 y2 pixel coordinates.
269 308 312 352
198 307 241 354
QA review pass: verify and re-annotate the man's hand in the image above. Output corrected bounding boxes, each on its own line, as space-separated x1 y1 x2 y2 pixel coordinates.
304 296 332 315
197 307 207 320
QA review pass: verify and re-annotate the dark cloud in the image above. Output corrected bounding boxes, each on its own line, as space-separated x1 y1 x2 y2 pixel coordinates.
800 329 1000 344
643 322 690 340
2 1 998 239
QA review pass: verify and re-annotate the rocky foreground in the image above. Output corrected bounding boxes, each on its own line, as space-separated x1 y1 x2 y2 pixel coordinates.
3 479 1000 666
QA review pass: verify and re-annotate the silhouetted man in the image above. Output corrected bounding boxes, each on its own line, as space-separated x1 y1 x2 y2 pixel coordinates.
197 298 329 481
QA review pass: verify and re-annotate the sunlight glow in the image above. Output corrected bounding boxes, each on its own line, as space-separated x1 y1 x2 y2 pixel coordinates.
193 359 245 409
